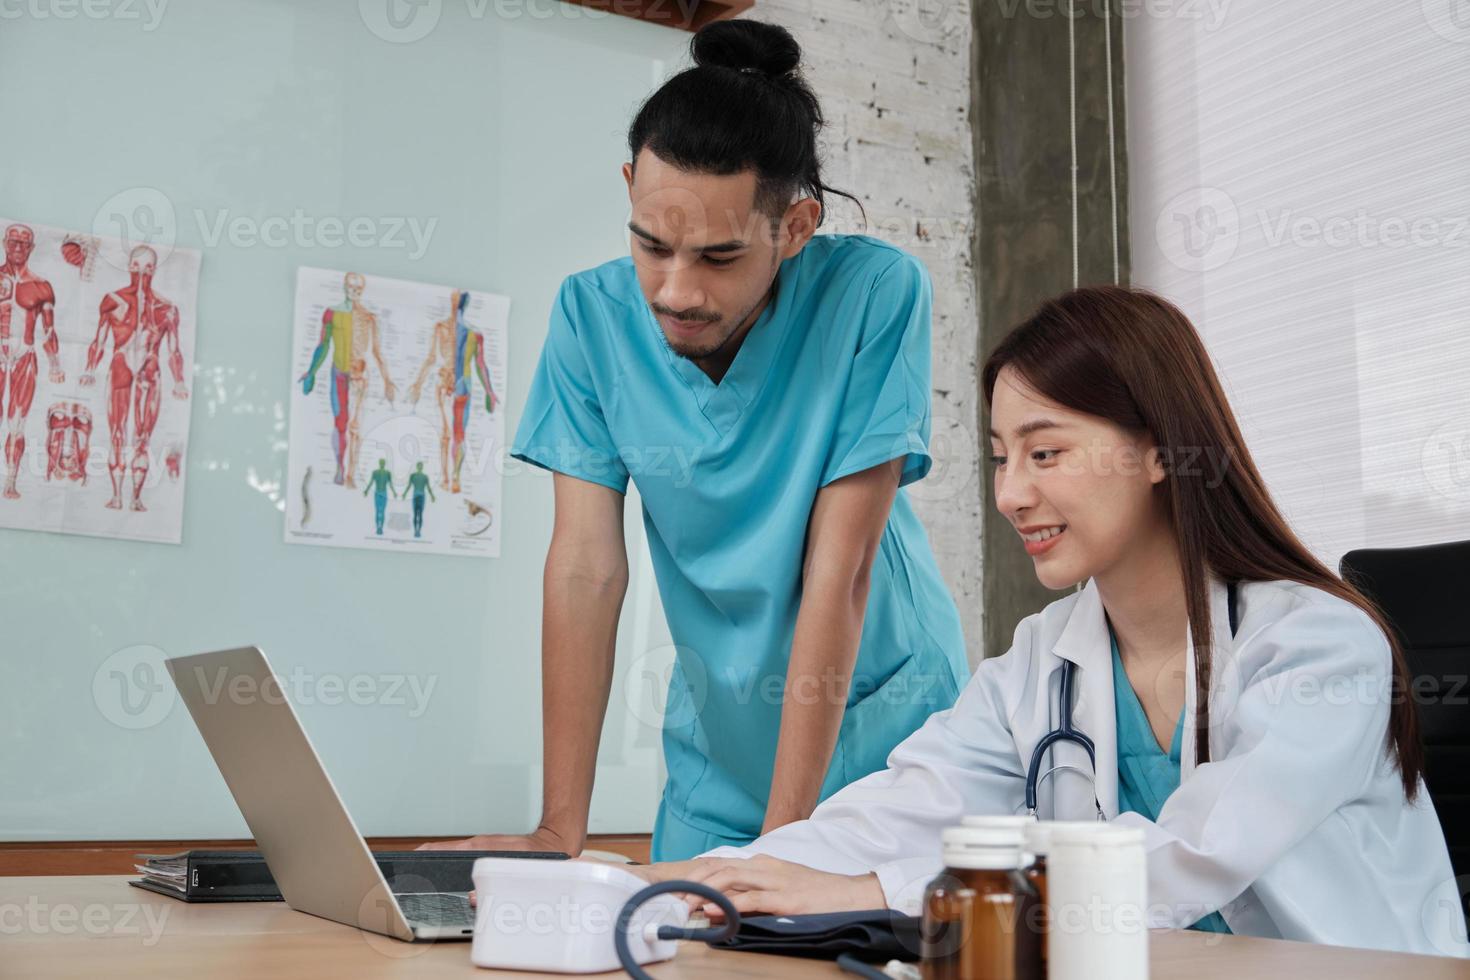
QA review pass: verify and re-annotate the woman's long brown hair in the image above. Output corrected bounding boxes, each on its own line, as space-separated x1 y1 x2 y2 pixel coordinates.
981 286 1423 801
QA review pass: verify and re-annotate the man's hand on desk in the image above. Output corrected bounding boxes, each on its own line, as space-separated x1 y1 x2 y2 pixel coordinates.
623 855 885 919
415 824 580 855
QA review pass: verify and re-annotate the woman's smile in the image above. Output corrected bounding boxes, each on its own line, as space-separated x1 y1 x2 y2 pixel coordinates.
1018 523 1067 557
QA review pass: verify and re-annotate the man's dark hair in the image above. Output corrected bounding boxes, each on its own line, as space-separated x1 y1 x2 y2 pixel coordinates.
626 19 864 227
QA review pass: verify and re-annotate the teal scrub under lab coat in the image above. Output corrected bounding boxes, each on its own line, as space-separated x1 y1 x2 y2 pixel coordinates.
511 234 970 860
1110 627 1232 934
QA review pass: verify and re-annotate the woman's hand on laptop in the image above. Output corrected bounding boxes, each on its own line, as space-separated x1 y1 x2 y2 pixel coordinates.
626 855 885 919
415 825 580 855
622 859 708 884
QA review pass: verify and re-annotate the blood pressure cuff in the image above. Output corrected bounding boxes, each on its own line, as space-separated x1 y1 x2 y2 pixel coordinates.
713 908 922 963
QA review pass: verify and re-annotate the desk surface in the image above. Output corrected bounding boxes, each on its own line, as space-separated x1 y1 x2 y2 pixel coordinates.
4 876 1468 979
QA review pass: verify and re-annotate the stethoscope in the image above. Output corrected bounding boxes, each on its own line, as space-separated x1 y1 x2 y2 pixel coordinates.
1023 581 1240 817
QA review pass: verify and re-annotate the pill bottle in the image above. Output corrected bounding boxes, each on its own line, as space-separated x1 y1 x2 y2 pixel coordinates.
1045 824 1148 980
921 824 1042 980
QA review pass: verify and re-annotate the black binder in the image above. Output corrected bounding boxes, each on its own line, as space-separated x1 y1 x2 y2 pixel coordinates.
127 848 569 903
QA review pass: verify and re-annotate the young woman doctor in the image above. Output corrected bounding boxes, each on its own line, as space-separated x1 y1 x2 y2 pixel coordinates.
634 286 1467 957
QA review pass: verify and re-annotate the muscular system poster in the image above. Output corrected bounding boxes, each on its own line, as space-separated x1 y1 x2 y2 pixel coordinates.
285 267 508 558
0 217 199 545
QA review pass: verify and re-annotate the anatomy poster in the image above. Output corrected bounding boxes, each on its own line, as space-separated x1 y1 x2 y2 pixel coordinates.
285 267 507 558
0 217 198 545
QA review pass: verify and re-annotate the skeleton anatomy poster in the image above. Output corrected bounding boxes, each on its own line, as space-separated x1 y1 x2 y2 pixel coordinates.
285 267 507 558
0 217 199 545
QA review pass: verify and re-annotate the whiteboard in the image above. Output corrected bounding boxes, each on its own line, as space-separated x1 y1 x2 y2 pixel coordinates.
0 1 686 840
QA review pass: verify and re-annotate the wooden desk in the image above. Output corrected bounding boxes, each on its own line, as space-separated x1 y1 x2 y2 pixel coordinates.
4 876 1468 979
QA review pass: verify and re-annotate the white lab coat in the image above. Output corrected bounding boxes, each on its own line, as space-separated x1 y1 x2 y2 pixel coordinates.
701 575 1469 957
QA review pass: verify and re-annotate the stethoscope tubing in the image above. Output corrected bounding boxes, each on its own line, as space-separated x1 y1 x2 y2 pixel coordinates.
1024 582 1239 817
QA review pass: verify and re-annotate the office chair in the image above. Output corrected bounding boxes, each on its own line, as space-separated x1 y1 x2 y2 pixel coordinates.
1340 539 1470 911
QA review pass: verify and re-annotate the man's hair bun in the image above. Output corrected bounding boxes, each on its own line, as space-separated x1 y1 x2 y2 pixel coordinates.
628 18 865 228
691 20 801 78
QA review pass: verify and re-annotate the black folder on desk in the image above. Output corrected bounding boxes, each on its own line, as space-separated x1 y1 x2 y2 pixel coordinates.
127 848 568 903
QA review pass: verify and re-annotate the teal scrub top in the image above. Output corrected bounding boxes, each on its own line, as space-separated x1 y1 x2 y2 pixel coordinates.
1109 627 1232 934
512 234 970 860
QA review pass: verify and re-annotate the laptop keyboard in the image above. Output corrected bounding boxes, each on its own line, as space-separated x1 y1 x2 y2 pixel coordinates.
397 892 475 929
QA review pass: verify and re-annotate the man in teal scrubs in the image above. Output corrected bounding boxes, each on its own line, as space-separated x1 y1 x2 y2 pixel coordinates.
423 20 968 861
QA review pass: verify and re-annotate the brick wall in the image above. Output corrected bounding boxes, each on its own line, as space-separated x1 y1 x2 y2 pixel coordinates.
743 0 983 661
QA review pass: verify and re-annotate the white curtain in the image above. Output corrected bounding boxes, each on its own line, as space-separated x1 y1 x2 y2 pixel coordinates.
1126 0 1470 569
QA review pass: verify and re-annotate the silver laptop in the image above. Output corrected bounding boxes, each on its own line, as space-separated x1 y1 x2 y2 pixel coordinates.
168 646 475 941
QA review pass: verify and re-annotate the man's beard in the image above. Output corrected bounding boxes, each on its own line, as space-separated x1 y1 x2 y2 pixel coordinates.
658 278 777 363
662 315 739 361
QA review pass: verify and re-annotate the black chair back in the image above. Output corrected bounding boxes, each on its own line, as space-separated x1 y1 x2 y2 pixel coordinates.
1340 540 1470 890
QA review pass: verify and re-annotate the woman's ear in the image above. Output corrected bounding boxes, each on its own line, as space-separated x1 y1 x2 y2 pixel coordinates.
1145 444 1169 485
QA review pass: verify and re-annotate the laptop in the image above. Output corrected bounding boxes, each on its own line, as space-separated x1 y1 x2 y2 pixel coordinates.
167 646 567 941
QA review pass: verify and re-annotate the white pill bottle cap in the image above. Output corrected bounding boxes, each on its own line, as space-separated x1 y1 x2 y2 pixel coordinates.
941 825 1028 871
1023 819 1111 859
952 814 1037 867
